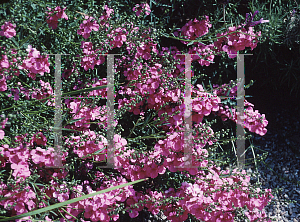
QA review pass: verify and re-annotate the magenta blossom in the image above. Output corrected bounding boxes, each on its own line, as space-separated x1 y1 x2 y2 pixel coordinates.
77 16 99 39
133 3 151 17
0 21 16 38
45 6 68 30
20 45 50 80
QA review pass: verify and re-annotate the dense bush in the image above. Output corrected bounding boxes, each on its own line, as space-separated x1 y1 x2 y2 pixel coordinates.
0 0 281 221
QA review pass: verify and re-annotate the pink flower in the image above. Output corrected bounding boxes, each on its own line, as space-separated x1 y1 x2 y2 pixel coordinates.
107 27 128 48
30 147 46 165
176 16 212 45
30 80 54 106
99 5 114 28
1 117 8 130
0 74 7 92
11 162 31 179
0 54 9 68
103 5 114 18
30 132 47 147
79 42 106 71
7 88 20 101
133 3 151 17
0 129 4 140
20 45 50 80
77 16 99 39
46 6 68 30
0 21 16 38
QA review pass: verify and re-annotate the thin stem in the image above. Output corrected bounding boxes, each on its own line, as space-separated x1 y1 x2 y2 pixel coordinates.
295 0 299 9
128 118 141 138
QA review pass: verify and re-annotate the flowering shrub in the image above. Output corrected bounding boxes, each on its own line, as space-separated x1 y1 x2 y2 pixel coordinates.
0 0 273 221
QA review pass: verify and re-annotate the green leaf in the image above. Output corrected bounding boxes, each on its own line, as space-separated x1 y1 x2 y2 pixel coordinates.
92 146 107 155
187 40 195 46
0 178 148 221
226 87 232 97
2 137 10 145
10 38 19 48
68 117 85 124
19 35 32 49
51 127 81 132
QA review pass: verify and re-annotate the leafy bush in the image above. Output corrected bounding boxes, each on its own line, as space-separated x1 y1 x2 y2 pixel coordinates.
0 0 275 221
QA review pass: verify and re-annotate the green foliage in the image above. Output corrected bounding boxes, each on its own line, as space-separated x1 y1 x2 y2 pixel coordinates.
246 0 300 98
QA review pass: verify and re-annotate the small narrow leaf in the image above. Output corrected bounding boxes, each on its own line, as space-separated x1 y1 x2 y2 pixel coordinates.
68 117 85 124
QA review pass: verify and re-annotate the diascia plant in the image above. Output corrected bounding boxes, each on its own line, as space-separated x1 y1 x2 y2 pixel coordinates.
0 0 273 221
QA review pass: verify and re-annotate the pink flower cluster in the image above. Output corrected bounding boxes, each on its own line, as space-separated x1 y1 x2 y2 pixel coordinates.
173 16 262 60
7 85 21 101
115 140 166 181
73 15 270 220
63 95 118 132
0 47 21 92
99 5 114 29
0 52 8 89
72 173 137 222
152 126 213 176
143 83 220 133
77 16 99 39
214 25 261 58
239 100 268 136
5 79 54 105
133 3 151 17
188 42 215 66
19 45 50 80
123 167 273 222
50 97 271 221
45 6 68 30
85 77 111 98
29 131 47 146
116 29 266 139
0 132 68 192
0 21 16 38
152 85 221 132
0 74 7 92
174 16 212 45
29 80 55 106
107 27 128 48
0 183 36 222
80 41 105 71
212 82 268 136
0 133 137 222
0 45 53 105
135 63 162 95
64 130 108 162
